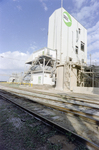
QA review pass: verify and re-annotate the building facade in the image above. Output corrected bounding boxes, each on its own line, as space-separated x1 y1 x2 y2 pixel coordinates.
47 7 87 90
48 7 87 65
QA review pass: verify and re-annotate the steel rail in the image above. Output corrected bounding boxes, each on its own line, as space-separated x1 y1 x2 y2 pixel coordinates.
0 89 99 125
12 93 99 124
10 91 99 109
0 91 99 150
1 84 99 104
0 88 99 109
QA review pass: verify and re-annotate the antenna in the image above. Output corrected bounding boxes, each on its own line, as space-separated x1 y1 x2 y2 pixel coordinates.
61 0 63 8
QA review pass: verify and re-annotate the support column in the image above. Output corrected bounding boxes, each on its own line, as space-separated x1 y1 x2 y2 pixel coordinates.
42 58 45 85
56 65 64 90
70 62 71 90
92 72 94 87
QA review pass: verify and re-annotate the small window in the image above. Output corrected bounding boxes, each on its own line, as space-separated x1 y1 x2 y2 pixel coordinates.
82 59 84 63
69 57 72 61
81 41 85 51
75 46 78 54
78 28 81 34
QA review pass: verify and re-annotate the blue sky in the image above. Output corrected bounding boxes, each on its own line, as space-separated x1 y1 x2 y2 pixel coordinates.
0 0 99 81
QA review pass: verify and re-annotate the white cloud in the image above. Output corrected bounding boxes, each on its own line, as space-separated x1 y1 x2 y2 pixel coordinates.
40 0 48 11
29 42 38 51
87 52 99 65
88 41 99 52
72 1 99 27
0 51 30 70
87 21 99 52
41 28 45 31
29 46 37 51
16 5 22 11
73 0 87 9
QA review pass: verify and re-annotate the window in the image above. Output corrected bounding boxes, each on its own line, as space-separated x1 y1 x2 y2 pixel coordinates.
75 46 78 54
78 28 81 34
69 57 72 61
82 59 84 63
81 41 85 51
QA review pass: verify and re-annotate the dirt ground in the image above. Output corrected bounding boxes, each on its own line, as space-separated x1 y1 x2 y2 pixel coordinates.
0 96 88 150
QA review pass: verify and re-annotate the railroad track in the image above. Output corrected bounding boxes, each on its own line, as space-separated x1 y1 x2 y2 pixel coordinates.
0 87 99 123
0 88 99 150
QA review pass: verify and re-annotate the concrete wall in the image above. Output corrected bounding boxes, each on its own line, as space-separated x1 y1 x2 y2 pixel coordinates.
56 65 77 91
56 65 64 90
73 87 99 95
70 68 77 91
44 73 54 85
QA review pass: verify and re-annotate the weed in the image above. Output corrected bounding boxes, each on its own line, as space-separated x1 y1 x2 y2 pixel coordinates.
47 141 62 150
75 144 89 150
65 132 75 142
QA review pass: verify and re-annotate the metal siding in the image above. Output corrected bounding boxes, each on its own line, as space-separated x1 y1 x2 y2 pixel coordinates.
47 8 87 64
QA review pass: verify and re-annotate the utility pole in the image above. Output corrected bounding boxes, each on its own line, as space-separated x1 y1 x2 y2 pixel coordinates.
42 58 45 85
90 54 91 72
61 0 63 8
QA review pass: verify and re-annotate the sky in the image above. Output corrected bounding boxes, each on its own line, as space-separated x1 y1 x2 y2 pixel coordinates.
0 0 99 81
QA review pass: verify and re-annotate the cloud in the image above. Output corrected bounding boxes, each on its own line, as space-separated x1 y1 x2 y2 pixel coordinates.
16 5 22 11
40 0 48 11
71 1 99 65
87 21 99 52
29 46 37 51
41 28 45 31
28 42 38 52
72 1 99 27
73 0 87 9
87 52 99 65
0 51 30 70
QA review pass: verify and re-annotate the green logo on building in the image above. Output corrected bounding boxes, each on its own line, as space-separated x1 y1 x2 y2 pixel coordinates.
63 11 72 27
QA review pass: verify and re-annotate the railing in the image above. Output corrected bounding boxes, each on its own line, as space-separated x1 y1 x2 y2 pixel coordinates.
0 82 33 87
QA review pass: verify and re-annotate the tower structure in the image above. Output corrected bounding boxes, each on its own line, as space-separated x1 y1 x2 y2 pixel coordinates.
47 7 87 64
47 7 87 90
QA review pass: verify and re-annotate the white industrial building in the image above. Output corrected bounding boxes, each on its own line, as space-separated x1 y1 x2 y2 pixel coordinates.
9 6 99 94
24 47 57 85
47 7 87 91
48 7 87 64
23 7 88 91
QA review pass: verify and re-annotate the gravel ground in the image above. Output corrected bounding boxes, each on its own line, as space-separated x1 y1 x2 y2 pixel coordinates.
0 96 89 150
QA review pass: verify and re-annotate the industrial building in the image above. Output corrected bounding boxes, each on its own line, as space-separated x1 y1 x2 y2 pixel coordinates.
23 7 87 90
47 7 87 91
24 47 57 85
9 7 99 94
